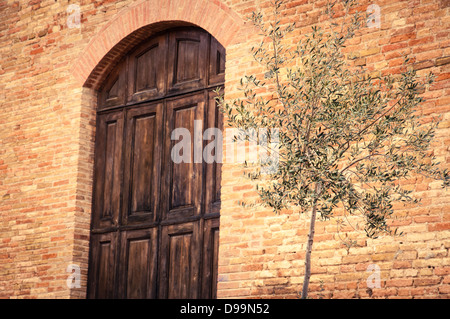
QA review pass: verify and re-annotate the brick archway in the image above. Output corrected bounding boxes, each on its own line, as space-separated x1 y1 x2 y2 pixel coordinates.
71 0 245 89
71 0 246 298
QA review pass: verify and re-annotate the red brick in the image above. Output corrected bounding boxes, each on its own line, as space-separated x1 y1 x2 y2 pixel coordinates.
414 278 441 286
393 261 412 269
386 278 413 287
434 267 450 276
439 285 450 294
232 184 253 191
436 73 450 82
1 0 449 301
42 253 57 260
428 222 450 231
53 180 69 187
409 36 434 46
413 215 441 223
390 33 416 44
382 42 409 53
30 47 44 55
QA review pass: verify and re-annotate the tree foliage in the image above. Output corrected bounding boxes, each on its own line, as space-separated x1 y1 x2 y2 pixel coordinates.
218 0 448 236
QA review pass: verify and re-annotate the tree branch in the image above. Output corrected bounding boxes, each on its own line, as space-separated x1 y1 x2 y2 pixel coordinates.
340 152 383 174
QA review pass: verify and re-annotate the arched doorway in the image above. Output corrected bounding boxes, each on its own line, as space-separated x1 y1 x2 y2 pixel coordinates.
87 27 224 299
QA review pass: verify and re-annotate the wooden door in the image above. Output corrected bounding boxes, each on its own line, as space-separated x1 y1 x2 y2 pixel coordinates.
88 27 224 299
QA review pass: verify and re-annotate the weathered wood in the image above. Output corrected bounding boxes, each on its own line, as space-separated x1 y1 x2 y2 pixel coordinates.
118 228 158 299
87 232 118 299
122 102 163 226
127 34 167 103
92 111 124 230
167 29 208 94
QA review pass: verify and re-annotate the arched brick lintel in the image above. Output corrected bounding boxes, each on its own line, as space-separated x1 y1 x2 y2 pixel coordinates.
72 0 245 89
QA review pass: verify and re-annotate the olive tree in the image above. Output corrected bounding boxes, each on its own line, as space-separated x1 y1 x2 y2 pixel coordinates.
217 0 449 299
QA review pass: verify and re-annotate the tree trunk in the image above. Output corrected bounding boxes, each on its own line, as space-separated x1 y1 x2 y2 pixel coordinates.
301 183 321 299
301 202 317 299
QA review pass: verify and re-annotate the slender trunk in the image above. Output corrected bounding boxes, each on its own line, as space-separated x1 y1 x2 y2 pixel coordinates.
301 183 321 299
301 202 318 299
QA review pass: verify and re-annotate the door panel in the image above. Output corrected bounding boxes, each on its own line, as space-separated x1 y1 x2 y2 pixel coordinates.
88 232 118 299
159 222 201 299
167 30 208 94
98 58 127 110
118 228 158 299
127 35 167 103
202 218 220 298
209 37 226 85
205 91 223 215
92 111 123 230
122 103 163 226
163 93 205 221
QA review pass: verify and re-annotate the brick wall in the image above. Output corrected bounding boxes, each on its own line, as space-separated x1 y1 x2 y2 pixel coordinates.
0 0 449 299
